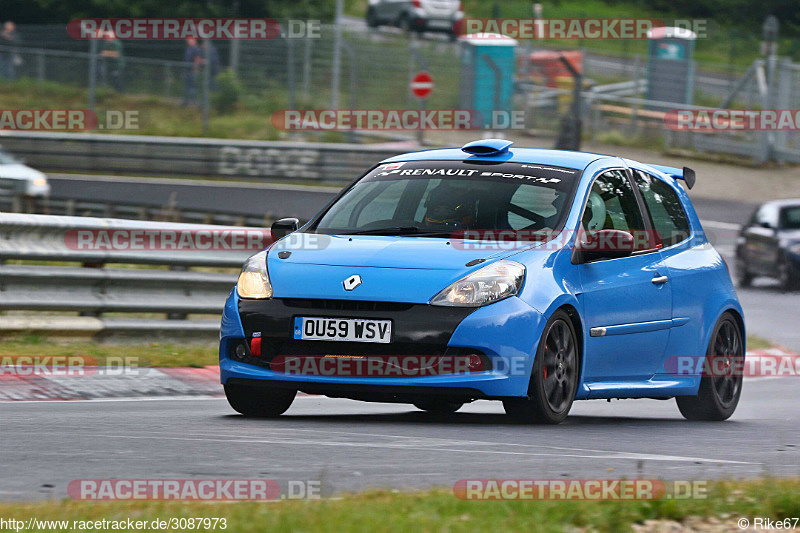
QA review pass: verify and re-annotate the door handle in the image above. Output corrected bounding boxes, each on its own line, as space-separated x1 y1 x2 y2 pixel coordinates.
652 275 669 285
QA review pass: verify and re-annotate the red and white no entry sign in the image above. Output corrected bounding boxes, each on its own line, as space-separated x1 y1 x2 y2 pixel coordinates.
411 71 434 99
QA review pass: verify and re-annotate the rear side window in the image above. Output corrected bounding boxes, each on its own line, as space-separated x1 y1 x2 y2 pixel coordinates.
633 170 691 247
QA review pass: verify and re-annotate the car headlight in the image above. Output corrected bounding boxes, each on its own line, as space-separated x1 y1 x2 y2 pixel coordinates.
788 242 800 255
430 260 525 307
236 250 273 299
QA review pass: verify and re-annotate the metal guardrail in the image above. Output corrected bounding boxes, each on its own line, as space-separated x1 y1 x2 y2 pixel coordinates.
0 213 262 340
0 173 339 227
0 178 28 213
590 79 648 97
0 265 232 316
0 213 258 266
0 131 407 185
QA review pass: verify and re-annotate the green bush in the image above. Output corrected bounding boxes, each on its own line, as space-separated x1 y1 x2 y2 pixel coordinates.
212 71 242 115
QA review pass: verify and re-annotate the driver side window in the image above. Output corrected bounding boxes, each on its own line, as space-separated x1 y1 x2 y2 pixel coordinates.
581 170 645 234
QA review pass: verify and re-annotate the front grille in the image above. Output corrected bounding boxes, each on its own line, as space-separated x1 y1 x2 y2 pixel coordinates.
271 340 470 357
237 298 481 373
281 299 414 312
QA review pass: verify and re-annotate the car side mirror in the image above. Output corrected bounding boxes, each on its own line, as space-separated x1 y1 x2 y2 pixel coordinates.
573 229 635 264
271 218 299 241
760 221 775 230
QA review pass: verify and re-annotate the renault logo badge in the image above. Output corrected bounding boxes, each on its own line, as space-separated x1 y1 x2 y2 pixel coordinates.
343 275 362 291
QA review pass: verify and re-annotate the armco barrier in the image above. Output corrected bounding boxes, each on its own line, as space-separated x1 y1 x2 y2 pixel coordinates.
0 131 408 185
0 213 263 341
43 174 339 226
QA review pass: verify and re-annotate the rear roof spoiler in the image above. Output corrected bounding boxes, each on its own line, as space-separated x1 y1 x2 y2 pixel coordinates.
646 164 696 190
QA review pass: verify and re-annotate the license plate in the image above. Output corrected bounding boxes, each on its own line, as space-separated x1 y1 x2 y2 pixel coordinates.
428 19 452 28
294 317 392 344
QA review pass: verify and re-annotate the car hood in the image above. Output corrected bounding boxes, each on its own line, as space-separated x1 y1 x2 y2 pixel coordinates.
0 163 49 196
780 230 800 242
267 233 539 303
0 163 46 181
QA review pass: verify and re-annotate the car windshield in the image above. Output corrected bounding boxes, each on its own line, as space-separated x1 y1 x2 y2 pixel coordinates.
313 160 580 238
780 206 800 230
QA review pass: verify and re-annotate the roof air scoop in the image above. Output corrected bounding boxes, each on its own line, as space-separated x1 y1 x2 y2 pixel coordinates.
461 139 514 156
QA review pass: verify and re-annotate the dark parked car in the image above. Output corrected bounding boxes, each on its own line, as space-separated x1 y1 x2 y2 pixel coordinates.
736 199 800 290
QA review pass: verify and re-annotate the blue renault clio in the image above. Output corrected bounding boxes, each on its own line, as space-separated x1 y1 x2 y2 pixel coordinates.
219 140 745 423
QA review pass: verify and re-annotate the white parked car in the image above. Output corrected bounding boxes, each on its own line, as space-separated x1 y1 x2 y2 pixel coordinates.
366 0 463 38
0 146 50 198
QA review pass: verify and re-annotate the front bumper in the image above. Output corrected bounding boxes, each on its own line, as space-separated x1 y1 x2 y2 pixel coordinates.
409 9 461 32
785 246 800 266
219 289 543 398
418 18 458 32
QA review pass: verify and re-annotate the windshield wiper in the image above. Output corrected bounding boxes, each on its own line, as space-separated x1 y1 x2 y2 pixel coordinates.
345 226 450 237
347 226 421 235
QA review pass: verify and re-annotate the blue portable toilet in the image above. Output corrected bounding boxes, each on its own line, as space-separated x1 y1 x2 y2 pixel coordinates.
459 33 518 128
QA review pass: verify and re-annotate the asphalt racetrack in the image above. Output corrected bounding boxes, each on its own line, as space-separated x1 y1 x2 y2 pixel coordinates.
2 377 799 501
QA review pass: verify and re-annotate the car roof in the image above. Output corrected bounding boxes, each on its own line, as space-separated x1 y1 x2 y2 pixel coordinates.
379 147 613 171
759 198 800 209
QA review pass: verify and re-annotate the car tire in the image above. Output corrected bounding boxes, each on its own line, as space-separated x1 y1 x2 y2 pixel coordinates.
503 310 579 424
366 8 379 28
413 400 463 413
224 383 296 418
735 257 753 287
777 255 798 292
676 313 743 421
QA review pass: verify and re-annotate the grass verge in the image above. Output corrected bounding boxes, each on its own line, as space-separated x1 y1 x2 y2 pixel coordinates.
746 335 774 351
0 79 285 141
1 478 799 532
0 337 218 368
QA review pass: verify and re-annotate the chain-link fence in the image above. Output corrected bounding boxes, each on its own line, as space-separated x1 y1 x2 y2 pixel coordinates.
1 23 800 162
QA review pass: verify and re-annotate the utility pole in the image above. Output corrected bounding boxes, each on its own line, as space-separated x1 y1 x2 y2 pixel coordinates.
88 39 97 111
760 15 779 163
331 0 344 110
